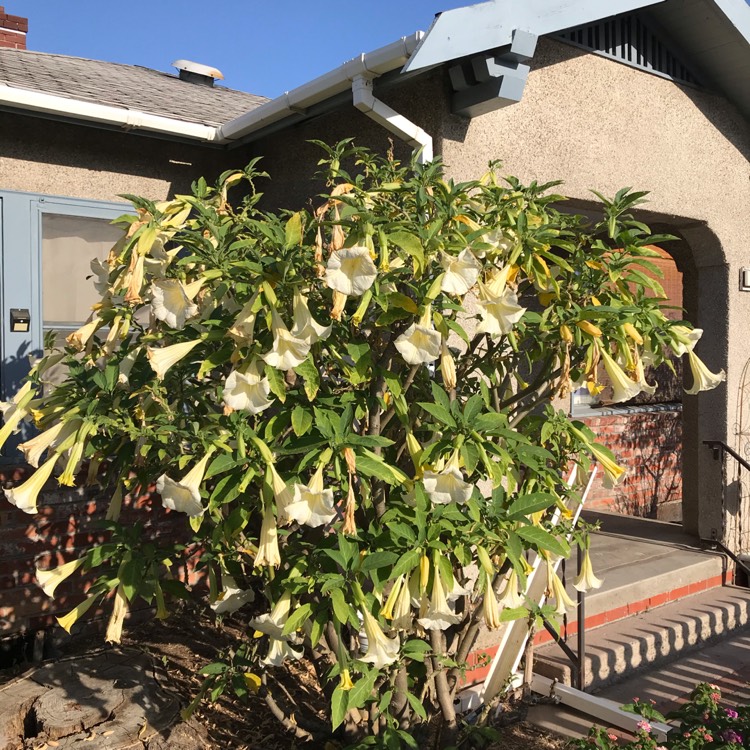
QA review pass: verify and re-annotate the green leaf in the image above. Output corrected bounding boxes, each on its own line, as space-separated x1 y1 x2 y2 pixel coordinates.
430 381 451 411
284 211 303 249
200 662 228 675
473 412 507 433
294 355 320 401
499 606 528 622
516 525 570 558
386 292 418 314
444 317 470 345
405 692 427 721
401 639 431 663
388 231 425 274
330 588 351 625
265 366 287 403
392 548 421 579
198 342 234 380
331 685 348 730
205 452 237 480
281 602 312 636
348 669 379 709
356 450 409 485
417 402 456 428
463 394 484 425
291 406 313 437
507 492 557 520
361 551 399 572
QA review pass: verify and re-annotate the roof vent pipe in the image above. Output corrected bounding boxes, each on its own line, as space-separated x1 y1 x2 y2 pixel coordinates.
172 59 224 87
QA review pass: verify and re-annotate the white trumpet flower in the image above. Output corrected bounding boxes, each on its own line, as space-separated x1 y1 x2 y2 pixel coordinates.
254 502 281 568
19 419 80 468
262 309 310 371
147 339 201 380
0 381 35 450
600 348 642 403
325 246 377 296
395 307 442 365
156 450 214 517
249 592 303 666
360 607 400 669
228 293 259 343
422 451 473 505
476 268 526 338
286 465 336 527
90 257 111 294
269 464 295 525
670 325 702 356
547 560 576 616
150 278 199 330
66 314 102 351
222 363 273 415
483 571 502 630
105 584 129 644
291 290 331 344
590 442 625 488
497 569 525 609
439 338 457 390
210 575 255 614
685 350 726 395
418 566 462 630
4 453 58 514
440 248 482 295
36 557 85 598
573 548 603 593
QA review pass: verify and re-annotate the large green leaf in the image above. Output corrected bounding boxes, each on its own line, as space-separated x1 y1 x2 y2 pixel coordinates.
507 492 557 520
516 525 570 558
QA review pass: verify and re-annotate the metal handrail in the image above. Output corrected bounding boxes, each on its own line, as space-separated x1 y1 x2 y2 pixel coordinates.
703 440 750 581
704 440 750 473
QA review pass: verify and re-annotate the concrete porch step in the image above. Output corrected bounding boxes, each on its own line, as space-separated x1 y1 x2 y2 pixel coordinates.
534 584 750 690
533 510 729 647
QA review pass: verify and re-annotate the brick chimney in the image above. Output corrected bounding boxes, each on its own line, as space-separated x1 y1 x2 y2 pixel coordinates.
0 6 27 50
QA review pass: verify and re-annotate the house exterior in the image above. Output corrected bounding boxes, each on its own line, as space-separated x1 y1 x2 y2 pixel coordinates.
0 0 748 637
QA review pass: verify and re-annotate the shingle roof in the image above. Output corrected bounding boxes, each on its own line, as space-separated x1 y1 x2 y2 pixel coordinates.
0 48 267 127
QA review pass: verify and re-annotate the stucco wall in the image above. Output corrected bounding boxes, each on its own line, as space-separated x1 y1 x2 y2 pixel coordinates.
435 38 750 540
0 111 227 202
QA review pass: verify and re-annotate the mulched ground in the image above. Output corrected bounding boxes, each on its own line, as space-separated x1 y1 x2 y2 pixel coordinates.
1 604 569 750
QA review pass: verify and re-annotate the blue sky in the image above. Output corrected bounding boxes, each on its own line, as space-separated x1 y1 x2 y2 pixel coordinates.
21 1 469 98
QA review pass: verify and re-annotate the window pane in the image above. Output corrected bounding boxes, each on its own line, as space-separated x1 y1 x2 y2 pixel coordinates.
42 213 122 328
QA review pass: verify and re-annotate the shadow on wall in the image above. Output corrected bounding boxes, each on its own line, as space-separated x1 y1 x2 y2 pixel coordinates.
611 410 682 520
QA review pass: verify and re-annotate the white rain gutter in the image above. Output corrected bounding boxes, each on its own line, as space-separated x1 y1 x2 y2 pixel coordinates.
351 74 433 163
0 84 218 141
215 32 427 147
0 32 432 153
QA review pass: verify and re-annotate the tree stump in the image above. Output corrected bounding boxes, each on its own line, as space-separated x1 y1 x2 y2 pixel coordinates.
0 648 208 750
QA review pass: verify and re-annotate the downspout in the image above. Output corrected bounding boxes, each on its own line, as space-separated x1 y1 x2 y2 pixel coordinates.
351 75 433 164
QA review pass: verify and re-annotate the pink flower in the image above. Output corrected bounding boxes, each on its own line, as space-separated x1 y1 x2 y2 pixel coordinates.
726 707 739 719
704 734 713 742
710 692 721 702
636 720 652 733
607 734 618 741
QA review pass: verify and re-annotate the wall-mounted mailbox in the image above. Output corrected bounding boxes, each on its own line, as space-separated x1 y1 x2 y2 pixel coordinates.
9 308 30 332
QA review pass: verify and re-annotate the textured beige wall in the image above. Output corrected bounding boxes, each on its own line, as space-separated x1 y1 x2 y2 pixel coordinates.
0 111 227 201
437 39 750 539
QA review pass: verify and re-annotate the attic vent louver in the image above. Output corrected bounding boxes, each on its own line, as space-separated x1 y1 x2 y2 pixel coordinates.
172 59 224 87
554 13 700 88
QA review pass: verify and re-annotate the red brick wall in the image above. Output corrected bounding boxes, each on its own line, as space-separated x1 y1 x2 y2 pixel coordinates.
0 6 27 49
580 408 682 520
0 476 197 639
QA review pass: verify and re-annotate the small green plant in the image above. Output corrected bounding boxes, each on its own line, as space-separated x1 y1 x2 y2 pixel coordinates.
571 683 748 749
